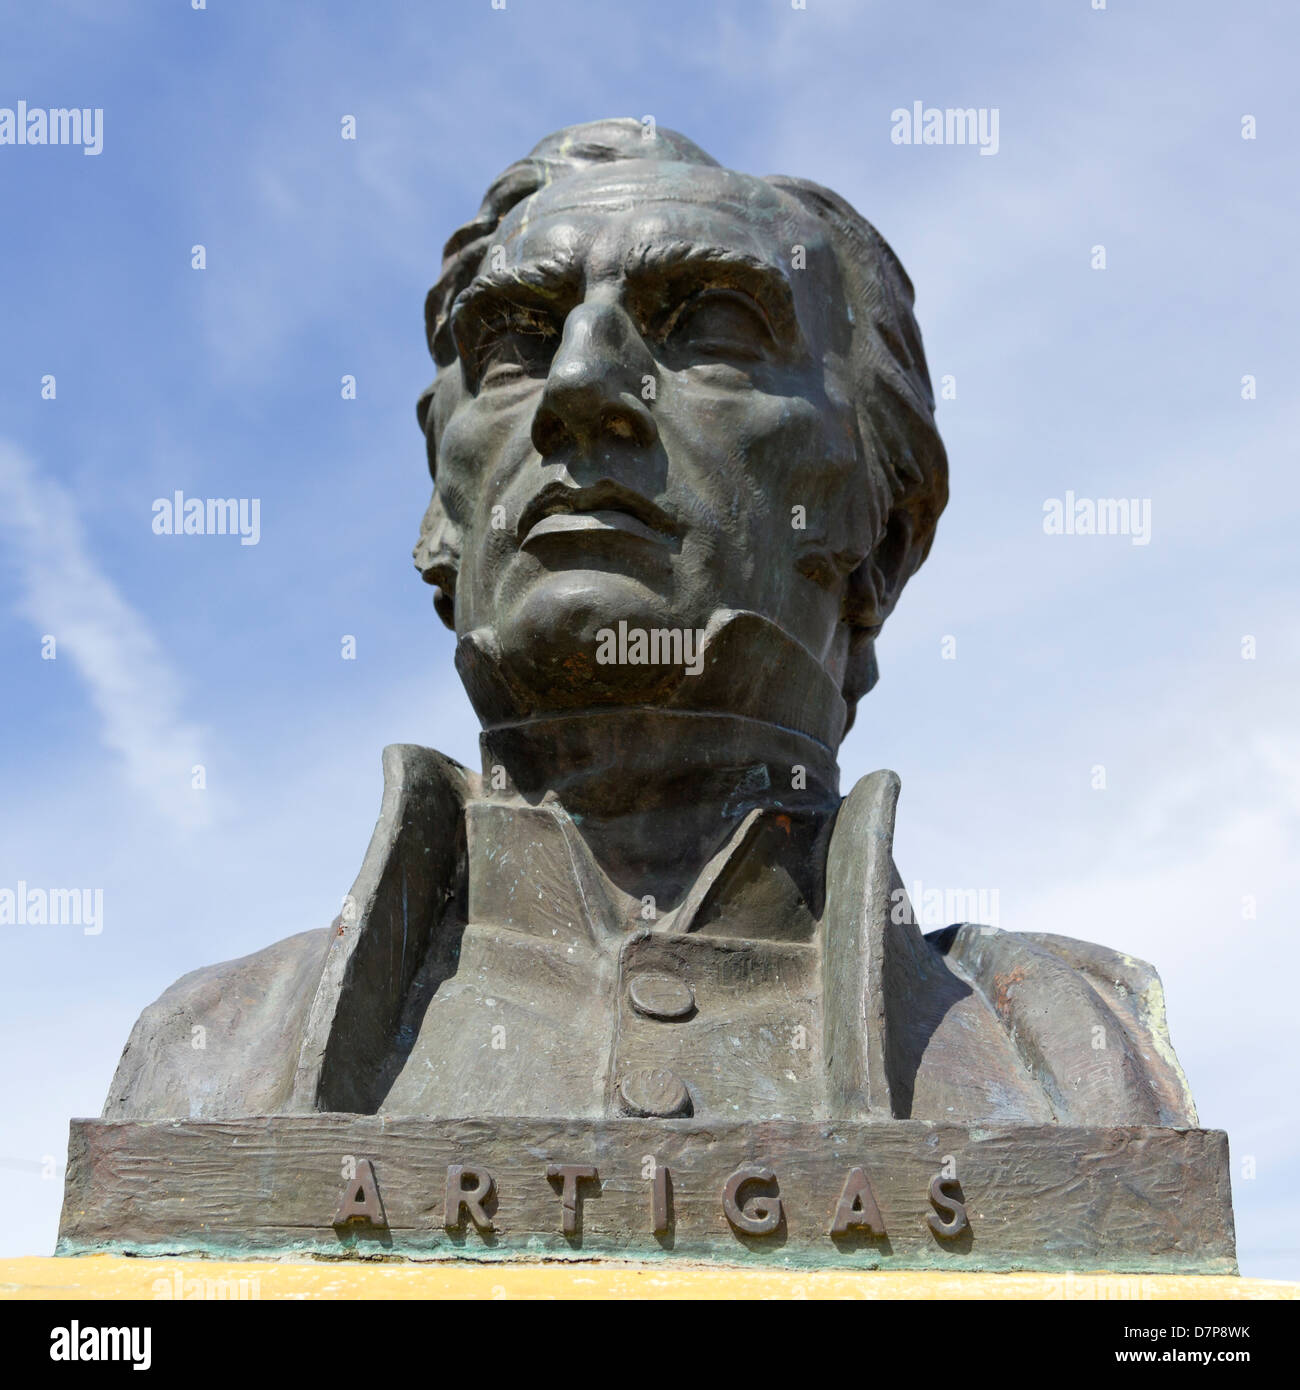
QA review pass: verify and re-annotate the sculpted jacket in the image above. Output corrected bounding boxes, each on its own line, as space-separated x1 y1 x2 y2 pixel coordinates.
104 744 1198 1128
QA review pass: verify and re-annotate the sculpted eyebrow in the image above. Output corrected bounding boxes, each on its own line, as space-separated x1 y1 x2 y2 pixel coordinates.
451 255 581 325
448 241 803 359
623 239 801 346
448 256 579 382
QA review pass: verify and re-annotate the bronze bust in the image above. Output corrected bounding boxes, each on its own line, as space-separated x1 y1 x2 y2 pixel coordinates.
103 119 1198 1136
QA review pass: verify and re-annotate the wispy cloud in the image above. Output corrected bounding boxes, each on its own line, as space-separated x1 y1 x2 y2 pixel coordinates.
0 442 209 827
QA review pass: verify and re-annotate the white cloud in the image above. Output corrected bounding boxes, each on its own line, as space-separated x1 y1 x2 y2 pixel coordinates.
0 442 210 827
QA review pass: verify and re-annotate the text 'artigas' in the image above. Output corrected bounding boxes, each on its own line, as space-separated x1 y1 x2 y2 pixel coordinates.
335 1158 969 1244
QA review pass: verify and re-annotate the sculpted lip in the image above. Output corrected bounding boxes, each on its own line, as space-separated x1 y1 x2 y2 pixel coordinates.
525 509 667 545
517 481 680 549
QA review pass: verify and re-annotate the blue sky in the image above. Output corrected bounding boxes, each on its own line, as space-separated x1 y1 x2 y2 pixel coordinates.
1 0 1297 1278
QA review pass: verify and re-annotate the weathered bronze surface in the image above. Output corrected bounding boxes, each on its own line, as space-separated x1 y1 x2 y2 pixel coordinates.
58 1118 1236 1272
60 119 1232 1269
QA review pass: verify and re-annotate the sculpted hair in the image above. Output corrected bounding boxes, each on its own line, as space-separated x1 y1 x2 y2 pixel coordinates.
413 119 948 729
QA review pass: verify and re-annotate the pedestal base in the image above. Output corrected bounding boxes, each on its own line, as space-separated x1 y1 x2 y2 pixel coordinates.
58 1115 1236 1273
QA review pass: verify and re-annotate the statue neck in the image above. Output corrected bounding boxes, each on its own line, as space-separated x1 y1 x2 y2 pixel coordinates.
461 607 849 901
478 709 840 905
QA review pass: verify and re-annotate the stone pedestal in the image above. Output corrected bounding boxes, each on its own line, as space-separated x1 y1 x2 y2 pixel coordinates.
57 1115 1236 1273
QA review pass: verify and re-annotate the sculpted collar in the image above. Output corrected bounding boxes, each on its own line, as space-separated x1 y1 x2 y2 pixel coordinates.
288 744 911 1116
288 744 1197 1129
463 794 834 946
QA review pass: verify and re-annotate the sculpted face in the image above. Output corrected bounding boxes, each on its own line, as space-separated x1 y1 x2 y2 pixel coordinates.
428 161 880 717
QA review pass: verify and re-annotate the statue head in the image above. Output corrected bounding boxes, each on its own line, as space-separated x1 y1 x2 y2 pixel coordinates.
414 119 947 752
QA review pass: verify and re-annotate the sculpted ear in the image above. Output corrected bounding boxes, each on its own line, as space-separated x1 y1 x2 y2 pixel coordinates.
841 508 917 719
858 508 919 626
413 380 461 631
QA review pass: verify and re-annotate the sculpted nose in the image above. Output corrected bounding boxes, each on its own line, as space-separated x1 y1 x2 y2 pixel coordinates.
531 300 658 456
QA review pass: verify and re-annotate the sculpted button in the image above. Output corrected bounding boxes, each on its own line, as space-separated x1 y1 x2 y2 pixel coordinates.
628 972 695 1020
618 1067 693 1118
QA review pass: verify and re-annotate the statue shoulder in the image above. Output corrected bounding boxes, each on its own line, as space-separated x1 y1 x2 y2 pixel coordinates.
102 742 473 1122
928 924 1200 1126
103 927 333 1121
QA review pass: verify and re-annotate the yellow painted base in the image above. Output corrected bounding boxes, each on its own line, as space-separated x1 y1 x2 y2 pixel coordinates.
1 1256 1296 1300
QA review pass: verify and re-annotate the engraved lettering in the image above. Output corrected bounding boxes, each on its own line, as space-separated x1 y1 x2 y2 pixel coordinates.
444 1163 496 1232
333 1157 386 1227
830 1165 886 1236
927 1172 969 1238
547 1163 599 1236
722 1165 782 1235
652 1163 672 1234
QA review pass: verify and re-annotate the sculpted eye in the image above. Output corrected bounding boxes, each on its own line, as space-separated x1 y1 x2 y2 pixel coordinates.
474 304 561 389
662 289 774 361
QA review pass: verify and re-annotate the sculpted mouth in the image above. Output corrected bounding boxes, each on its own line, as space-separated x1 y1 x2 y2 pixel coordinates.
517 481 680 549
